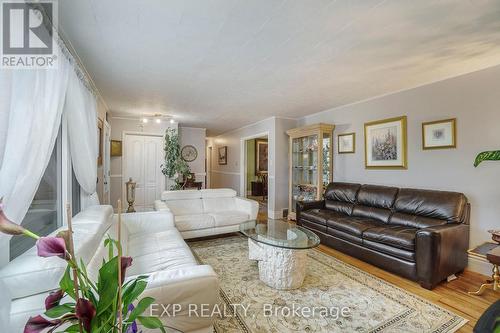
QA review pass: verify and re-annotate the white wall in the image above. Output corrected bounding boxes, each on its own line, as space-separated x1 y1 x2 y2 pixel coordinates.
299 65 500 273
109 117 177 209
207 117 297 218
179 127 207 187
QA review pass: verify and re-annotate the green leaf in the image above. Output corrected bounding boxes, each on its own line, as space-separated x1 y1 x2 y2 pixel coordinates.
45 304 74 318
96 256 119 316
64 323 81 332
60 267 76 299
127 297 155 323
122 280 148 310
137 316 166 333
474 150 500 167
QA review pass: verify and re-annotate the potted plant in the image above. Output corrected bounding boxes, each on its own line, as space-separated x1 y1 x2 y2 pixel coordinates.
0 200 166 333
161 128 191 190
474 150 500 243
474 150 500 333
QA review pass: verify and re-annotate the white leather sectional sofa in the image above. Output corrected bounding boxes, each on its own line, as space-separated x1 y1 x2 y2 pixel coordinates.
0 205 219 333
154 188 259 239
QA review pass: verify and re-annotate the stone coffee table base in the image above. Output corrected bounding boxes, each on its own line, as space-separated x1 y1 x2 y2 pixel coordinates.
248 238 308 290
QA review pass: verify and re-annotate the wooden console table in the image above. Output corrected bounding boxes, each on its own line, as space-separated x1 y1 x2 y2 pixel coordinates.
468 242 500 295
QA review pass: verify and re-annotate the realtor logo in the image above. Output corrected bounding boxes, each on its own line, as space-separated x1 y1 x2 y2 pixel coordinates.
1 0 58 68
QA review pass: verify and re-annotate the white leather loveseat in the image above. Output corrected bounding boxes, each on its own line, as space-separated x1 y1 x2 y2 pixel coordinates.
154 188 259 239
0 205 218 333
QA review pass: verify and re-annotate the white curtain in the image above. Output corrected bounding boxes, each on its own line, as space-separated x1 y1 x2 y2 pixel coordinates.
65 70 99 208
0 57 71 224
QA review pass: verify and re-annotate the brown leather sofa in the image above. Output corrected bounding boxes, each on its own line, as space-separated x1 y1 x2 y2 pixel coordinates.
296 182 470 289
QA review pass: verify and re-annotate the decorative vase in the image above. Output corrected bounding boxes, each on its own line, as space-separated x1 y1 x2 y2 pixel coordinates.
125 178 137 213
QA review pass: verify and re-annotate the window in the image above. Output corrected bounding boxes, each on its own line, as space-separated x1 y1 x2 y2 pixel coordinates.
9 134 62 260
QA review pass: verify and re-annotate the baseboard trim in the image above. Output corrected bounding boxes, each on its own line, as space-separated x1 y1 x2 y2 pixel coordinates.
268 210 283 220
467 254 492 276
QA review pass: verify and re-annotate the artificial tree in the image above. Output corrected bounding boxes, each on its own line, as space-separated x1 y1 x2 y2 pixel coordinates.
474 150 500 167
161 128 191 190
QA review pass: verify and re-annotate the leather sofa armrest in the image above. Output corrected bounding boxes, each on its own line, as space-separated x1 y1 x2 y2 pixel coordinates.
415 223 469 289
139 265 219 332
234 197 259 220
296 200 325 224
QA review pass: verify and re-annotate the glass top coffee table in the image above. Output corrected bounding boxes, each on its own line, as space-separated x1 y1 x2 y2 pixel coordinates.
240 219 320 290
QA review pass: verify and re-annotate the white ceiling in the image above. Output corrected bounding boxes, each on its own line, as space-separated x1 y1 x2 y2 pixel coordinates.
59 0 500 135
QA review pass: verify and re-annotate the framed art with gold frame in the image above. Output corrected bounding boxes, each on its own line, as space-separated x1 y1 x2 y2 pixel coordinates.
111 140 122 157
364 116 407 169
422 118 456 150
338 132 355 154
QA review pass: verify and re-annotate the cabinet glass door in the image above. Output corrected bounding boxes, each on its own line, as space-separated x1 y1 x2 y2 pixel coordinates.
291 134 318 213
322 131 332 189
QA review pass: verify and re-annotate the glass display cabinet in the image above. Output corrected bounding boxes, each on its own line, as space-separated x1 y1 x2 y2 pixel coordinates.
286 123 335 220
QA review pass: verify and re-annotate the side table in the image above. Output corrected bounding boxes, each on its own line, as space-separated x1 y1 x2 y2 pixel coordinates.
468 242 500 295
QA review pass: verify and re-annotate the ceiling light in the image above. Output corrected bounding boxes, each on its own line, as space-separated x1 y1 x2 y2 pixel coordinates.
155 118 161 124
142 118 148 123
170 119 175 124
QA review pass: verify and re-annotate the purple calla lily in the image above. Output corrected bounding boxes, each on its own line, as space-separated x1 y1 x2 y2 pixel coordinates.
24 315 61 333
121 256 133 284
126 304 138 333
76 298 96 332
36 237 68 259
45 290 64 310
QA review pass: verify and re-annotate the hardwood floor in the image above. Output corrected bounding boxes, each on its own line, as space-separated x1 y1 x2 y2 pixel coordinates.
317 245 497 332
255 208 498 332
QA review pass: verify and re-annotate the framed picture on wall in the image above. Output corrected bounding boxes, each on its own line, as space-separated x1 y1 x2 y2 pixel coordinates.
218 146 227 165
338 133 355 154
111 140 122 157
255 139 268 174
422 118 456 150
364 116 407 169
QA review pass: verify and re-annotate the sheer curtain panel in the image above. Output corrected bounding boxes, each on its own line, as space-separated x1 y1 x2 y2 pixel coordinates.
65 70 99 208
0 57 71 224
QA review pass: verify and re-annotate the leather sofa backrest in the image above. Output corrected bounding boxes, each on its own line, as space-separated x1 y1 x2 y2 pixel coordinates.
324 182 361 215
391 188 468 227
352 185 399 223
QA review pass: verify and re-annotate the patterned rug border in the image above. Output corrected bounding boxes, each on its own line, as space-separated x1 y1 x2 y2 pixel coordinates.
188 235 468 333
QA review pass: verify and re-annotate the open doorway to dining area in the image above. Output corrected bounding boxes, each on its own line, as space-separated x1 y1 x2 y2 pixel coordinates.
243 136 268 210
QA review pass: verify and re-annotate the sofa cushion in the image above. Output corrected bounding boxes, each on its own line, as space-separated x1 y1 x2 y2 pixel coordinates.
363 239 416 262
324 201 355 216
326 217 383 237
389 212 448 229
301 209 346 226
174 214 215 232
356 184 399 209
393 188 467 223
161 190 201 201
362 225 418 251
352 205 392 223
200 188 237 198
324 182 361 203
0 219 109 299
327 228 363 245
202 197 237 213
209 211 249 227
127 229 187 257
165 199 204 215
127 243 197 276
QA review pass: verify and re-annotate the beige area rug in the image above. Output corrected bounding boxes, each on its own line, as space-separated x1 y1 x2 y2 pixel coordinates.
189 236 467 333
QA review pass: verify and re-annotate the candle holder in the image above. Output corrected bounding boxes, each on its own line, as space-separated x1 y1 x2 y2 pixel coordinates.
125 178 137 213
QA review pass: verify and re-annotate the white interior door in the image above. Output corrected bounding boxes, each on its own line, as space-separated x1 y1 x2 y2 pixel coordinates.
102 120 111 204
123 134 165 211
